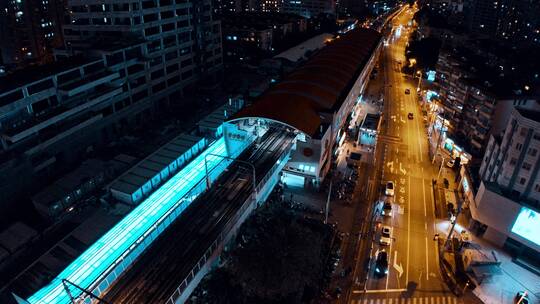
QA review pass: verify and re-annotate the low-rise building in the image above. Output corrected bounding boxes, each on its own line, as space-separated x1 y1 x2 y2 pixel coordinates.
221 12 307 62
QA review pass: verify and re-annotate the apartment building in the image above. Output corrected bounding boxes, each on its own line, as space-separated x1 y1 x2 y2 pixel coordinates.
473 103 540 265
0 0 223 212
282 0 335 18
0 0 65 70
433 51 469 136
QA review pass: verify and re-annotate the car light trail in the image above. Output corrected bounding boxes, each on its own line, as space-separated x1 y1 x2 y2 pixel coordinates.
27 137 230 304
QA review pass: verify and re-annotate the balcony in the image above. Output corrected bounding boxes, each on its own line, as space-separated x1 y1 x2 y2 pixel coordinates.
59 71 120 97
2 86 122 144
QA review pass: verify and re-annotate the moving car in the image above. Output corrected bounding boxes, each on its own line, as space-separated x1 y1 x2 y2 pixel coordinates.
380 226 392 246
374 250 389 277
382 201 393 217
408 112 414 119
385 181 395 196
405 88 410 94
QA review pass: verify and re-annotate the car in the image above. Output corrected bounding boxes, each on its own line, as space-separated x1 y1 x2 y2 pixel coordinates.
382 201 393 217
408 112 414 119
385 181 395 196
405 88 410 94
380 226 392 246
447 203 456 221
514 291 529 304
460 230 472 245
374 250 389 277
446 158 455 167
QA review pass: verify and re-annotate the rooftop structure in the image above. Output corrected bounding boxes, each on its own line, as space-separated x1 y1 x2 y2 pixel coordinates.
273 33 334 63
25 137 232 304
232 27 382 184
234 28 382 138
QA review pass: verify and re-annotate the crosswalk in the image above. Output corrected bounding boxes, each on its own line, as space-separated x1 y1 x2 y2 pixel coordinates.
351 296 458 304
378 134 402 144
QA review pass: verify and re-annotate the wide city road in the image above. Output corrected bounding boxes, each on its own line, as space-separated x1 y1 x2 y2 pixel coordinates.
348 6 460 304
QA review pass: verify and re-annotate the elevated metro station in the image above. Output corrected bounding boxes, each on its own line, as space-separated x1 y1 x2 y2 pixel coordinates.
18 27 382 304
231 28 382 188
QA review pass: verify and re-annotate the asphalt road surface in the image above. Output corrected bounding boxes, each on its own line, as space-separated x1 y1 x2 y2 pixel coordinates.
349 6 461 304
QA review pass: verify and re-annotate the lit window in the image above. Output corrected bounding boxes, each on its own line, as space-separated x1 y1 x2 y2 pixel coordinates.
299 164 305 171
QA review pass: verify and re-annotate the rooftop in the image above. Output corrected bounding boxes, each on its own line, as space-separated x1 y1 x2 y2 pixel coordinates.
516 107 540 123
274 33 335 63
222 12 306 31
233 28 382 137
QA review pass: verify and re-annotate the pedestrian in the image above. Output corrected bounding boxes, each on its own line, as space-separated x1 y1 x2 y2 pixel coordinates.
290 193 294 202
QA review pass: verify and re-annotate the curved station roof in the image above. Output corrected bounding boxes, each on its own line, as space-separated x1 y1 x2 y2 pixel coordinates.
233 28 381 137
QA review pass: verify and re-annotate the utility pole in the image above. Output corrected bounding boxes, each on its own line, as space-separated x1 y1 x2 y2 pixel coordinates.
204 153 257 197
325 178 333 224
416 70 422 92
437 157 445 180
444 197 462 251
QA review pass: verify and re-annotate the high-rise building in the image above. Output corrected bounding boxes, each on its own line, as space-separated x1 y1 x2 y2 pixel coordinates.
463 0 540 44
0 0 223 210
464 0 501 36
496 0 540 44
0 0 65 70
471 102 540 264
282 0 335 17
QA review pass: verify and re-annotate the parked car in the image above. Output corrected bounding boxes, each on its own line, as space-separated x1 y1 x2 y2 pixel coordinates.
374 250 389 277
380 226 392 246
447 203 456 221
446 158 455 167
385 181 395 196
382 201 393 217
460 230 472 245
405 88 410 94
408 112 414 119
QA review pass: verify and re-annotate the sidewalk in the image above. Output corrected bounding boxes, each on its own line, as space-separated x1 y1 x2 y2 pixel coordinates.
431 159 540 304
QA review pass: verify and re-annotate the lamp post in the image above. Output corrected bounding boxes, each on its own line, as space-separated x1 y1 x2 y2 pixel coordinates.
416 70 422 92
204 153 257 198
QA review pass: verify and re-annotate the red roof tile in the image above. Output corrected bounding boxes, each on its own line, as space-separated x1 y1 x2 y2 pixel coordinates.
232 28 381 137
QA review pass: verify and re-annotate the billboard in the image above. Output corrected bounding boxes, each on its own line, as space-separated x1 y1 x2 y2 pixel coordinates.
511 207 540 246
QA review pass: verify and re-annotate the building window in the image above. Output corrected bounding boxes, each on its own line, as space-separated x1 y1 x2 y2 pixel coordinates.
534 133 540 140
528 148 538 157
520 127 528 136
510 158 517 165
535 184 540 192
522 163 532 171
516 143 523 151
519 177 526 185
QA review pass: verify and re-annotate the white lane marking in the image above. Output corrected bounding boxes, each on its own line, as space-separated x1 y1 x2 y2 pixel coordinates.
386 229 393 289
415 101 424 162
422 168 426 216
425 237 429 281
359 288 407 293
406 174 411 284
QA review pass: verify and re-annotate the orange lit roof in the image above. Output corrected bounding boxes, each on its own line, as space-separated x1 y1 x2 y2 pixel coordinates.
233 28 381 137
